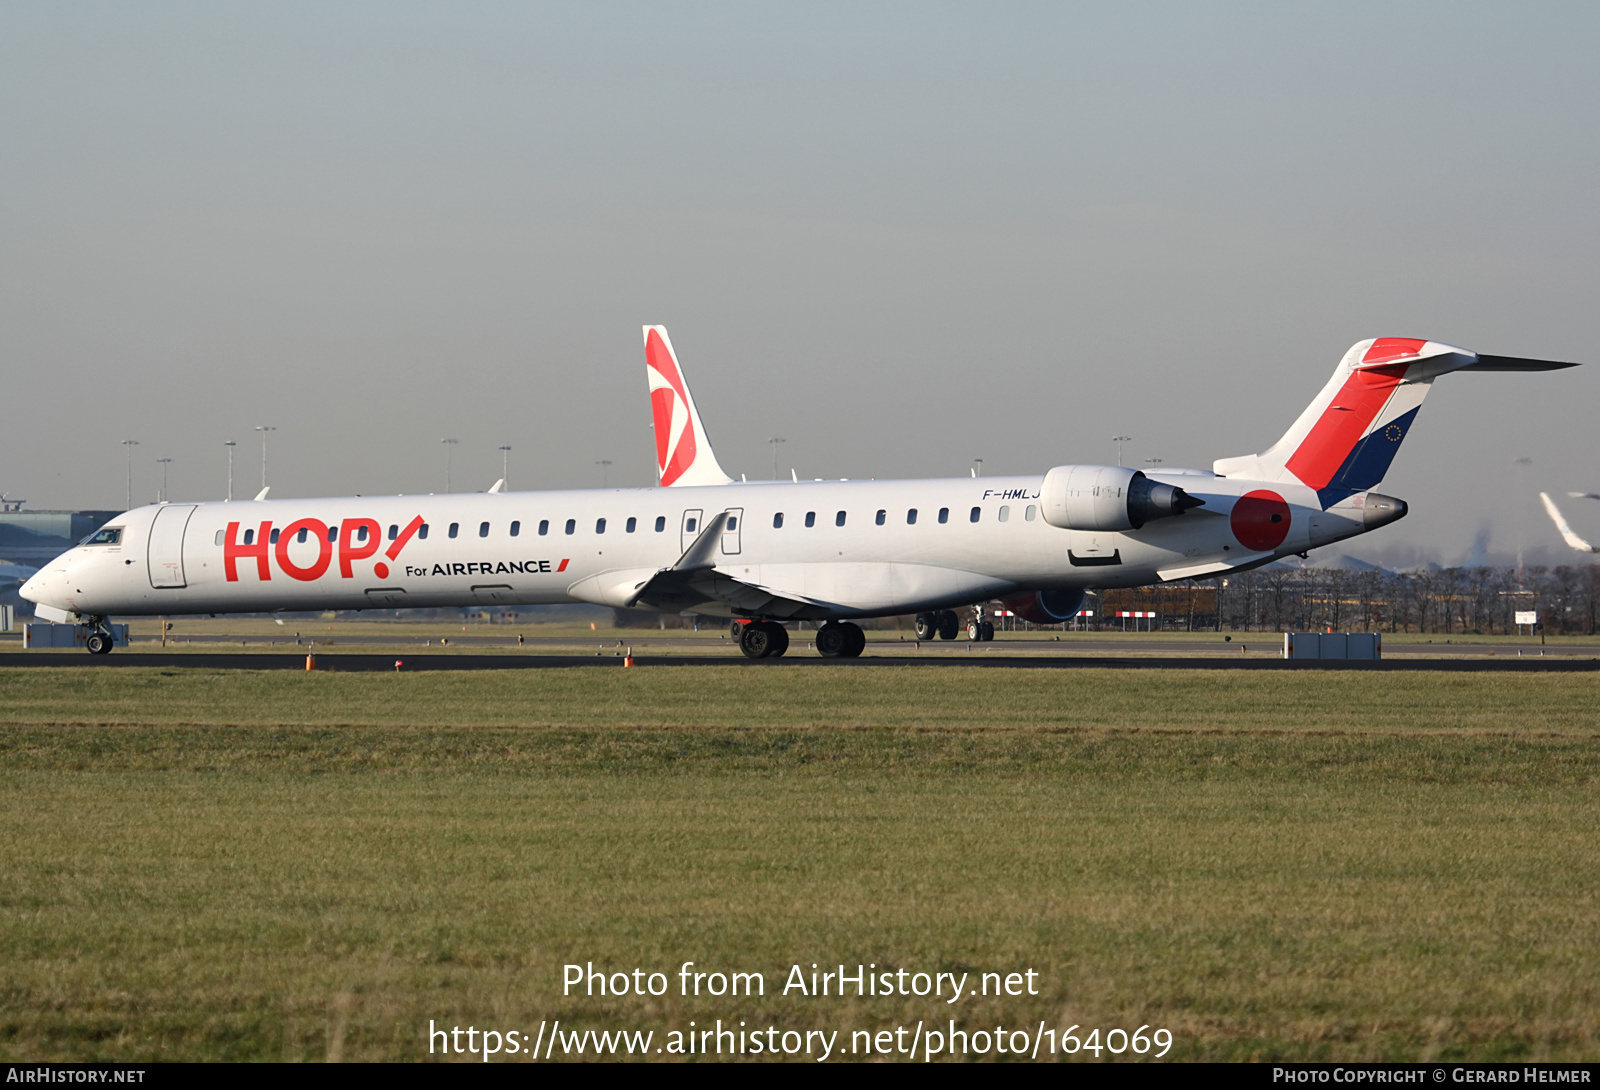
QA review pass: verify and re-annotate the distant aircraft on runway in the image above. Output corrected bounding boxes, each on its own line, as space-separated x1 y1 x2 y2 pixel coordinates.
22 330 1577 657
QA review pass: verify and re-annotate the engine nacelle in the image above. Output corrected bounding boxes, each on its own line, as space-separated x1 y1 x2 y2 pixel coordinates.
1039 465 1203 531
998 588 1087 625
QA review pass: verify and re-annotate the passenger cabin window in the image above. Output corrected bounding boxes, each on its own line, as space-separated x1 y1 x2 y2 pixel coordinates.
938 508 949 524
296 527 309 543
773 513 784 529
970 507 981 523
998 505 1010 522
82 527 123 546
448 523 459 539
539 519 549 536
388 524 398 540
243 529 255 545
565 518 576 535
654 516 666 532
907 509 917 525
596 518 606 534
1025 505 1037 521
805 512 816 528
626 517 636 533
479 522 489 538
419 524 430 540
686 517 697 533
329 526 339 543
213 530 223 546
510 520 521 537
875 509 886 526
836 511 847 527
270 528 281 544
727 516 737 531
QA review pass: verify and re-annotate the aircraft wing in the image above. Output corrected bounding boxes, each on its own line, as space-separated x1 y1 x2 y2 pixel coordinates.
1539 492 1599 553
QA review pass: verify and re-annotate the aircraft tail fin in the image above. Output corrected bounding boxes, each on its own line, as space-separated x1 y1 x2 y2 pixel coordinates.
1540 492 1599 553
1213 338 1577 507
643 326 734 487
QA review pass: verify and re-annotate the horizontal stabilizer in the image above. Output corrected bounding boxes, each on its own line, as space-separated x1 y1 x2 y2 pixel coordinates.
1462 355 1581 372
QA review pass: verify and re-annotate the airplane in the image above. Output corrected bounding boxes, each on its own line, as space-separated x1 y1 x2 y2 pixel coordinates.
22 329 1577 657
1539 492 1600 553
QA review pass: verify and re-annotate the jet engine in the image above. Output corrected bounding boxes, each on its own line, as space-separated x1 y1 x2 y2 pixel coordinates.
1039 465 1204 531
997 588 1087 625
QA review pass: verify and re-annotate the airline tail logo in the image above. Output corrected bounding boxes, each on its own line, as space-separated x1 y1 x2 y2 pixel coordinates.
642 326 732 487
1215 337 1461 507
645 328 698 485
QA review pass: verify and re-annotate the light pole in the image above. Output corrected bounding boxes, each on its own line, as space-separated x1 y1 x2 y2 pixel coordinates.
768 437 786 480
224 440 236 501
441 438 458 493
254 426 275 490
156 458 172 503
1111 435 1132 467
498 444 512 489
596 459 613 487
1513 456 1533 582
121 439 139 509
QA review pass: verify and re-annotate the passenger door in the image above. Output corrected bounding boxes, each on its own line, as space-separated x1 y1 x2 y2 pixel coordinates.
680 508 703 553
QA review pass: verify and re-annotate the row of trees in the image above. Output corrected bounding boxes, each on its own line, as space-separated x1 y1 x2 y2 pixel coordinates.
1205 564 1600 636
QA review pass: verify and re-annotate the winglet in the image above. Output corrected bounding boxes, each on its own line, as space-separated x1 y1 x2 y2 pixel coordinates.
487 479 505 494
253 487 270 501
1540 492 1598 553
644 326 733 487
671 510 731 572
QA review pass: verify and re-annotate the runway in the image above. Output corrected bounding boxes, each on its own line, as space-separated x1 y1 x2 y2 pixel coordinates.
6 651 1598 671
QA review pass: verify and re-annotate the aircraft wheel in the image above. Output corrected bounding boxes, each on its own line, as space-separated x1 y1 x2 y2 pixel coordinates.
738 621 775 659
967 622 981 641
763 621 789 658
936 610 959 640
731 619 746 640
913 612 938 641
815 621 848 658
839 622 866 658
979 621 995 642
85 632 111 655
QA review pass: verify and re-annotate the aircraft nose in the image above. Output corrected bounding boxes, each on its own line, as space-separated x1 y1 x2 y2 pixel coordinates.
19 572 44 603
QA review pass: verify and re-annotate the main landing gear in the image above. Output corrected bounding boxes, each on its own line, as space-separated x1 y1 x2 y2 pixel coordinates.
913 610 960 641
815 621 865 659
733 619 865 659
734 619 790 659
914 609 993 643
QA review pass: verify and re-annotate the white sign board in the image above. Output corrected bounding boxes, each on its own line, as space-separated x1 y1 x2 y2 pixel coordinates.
1514 611 1538 626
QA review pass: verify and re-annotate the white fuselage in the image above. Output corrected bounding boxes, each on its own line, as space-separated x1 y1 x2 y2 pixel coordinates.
22 470 1377 622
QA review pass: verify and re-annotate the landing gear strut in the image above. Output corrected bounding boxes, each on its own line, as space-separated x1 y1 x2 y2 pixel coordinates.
966 605 995 642
815 621 865 658
83 616 115 655
735 619 790 660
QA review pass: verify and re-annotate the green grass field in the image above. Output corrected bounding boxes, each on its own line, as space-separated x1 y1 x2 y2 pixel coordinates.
1 667 1597 1062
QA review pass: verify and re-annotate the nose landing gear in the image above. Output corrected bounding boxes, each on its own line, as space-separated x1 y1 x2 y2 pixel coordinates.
82 617 116 655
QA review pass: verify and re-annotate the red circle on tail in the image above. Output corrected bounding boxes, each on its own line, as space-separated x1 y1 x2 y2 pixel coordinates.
1231 490 1291 552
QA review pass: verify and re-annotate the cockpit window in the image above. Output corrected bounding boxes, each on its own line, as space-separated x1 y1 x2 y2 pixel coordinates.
81 527 123 546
